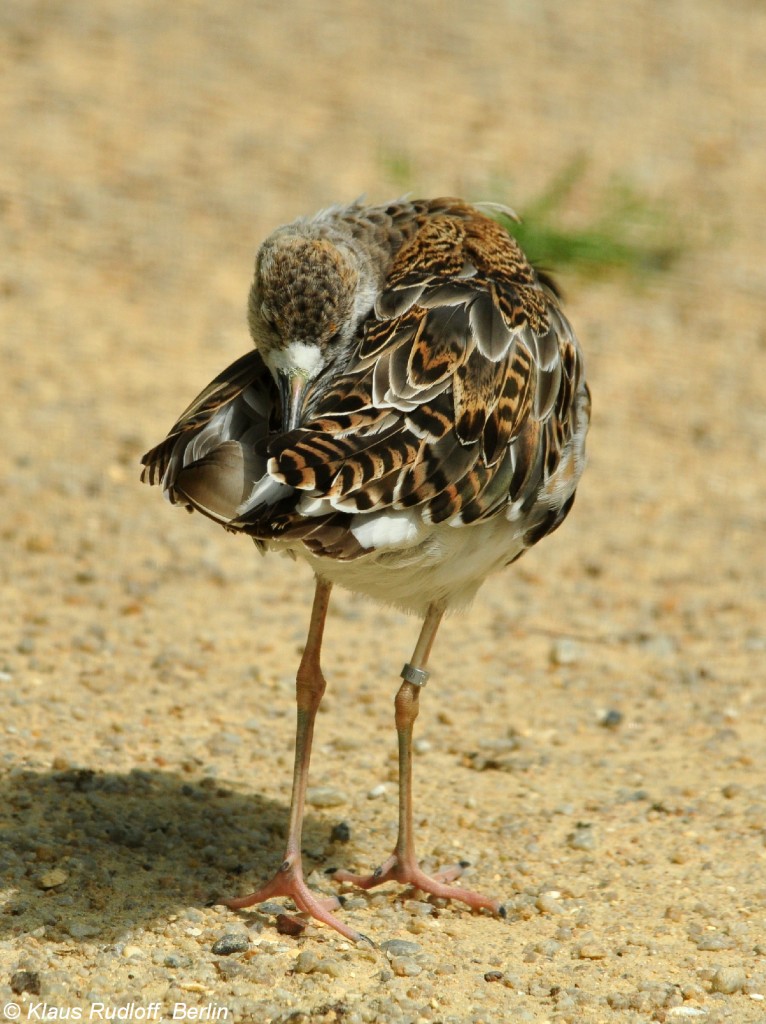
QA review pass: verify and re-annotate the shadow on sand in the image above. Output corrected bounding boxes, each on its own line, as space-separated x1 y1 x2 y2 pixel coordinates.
0 766 348 942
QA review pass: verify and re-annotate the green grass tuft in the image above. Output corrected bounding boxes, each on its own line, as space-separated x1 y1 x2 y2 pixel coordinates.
490 157 683 277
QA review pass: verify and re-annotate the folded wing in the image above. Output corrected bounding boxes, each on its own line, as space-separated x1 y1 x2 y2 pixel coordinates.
142 201 588 560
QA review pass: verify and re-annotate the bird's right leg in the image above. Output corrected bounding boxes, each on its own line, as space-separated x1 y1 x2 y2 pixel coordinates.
220 577 367 942
333 602 503 916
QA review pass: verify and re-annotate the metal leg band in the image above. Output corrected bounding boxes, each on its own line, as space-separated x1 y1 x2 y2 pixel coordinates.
401 663 429 687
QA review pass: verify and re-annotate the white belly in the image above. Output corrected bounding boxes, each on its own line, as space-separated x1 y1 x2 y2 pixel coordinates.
271 514 526 615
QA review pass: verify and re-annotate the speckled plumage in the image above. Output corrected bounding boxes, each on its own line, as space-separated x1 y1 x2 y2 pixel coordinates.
142 197 590 613
141 197 591 939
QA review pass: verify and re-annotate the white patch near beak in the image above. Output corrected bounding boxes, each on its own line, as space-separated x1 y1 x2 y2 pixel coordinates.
268 342 324 377
264 342 325 431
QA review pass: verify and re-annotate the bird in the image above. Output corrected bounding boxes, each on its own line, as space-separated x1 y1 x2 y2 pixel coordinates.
141 196 590 942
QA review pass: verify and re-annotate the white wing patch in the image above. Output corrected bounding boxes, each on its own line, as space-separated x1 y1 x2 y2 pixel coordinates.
350 510 422 550
238 474 294 517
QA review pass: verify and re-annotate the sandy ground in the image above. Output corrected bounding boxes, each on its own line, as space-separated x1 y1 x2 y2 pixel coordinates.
2 2 765 1022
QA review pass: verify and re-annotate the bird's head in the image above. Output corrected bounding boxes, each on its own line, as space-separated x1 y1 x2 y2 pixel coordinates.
248 230 368 431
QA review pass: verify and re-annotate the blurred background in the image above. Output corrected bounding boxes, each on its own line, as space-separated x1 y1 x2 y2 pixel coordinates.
2 0 763 637
1 0 765 1014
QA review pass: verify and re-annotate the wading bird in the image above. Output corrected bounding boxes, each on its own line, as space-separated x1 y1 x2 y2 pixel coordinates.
142 197 590 941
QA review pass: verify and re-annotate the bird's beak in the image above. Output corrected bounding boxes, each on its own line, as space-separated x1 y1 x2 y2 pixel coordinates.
278 371 311 431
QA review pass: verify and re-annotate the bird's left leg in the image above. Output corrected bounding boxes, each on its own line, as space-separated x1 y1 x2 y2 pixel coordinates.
332 602 504 916
221 577 367 941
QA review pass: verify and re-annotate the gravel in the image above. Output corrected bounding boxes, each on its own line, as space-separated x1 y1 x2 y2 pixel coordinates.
380 939 422 958
210 932 250 955
710 966 747 994
306 786 348 808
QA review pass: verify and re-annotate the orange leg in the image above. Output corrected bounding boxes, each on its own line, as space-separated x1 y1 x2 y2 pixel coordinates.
333 603 504 917
220 577 368 942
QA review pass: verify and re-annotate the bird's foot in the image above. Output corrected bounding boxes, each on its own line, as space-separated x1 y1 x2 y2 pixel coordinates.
219 855 370 943
332 854 505 916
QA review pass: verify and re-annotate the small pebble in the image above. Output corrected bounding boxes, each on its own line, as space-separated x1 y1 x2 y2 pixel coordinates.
696 933 731 951
436 962 457 975
276 913 306 936
314 958 343 978
600 709 623 729
478 735 521 753
121 945 143 959
258 902 287 916
11 970 41 995
576 941 607 960
367 783 388 799
338 896 366 911
484 970 504 983
407 917 429 935
211 933 250 956
406 900 434 917
534 939 562 957
294 950 318 974
680 983 706 1001
214 959 247 981
549 638 580 666
293 950 342 977
66 921 100 940
380 939 422 958
37 867 68 889
710 966 746 994
536 893 563 915
637 632 677 656
502 973 524 990
306 786 347 808
390 956 421 977
330 821 351 843
566 823 596 851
